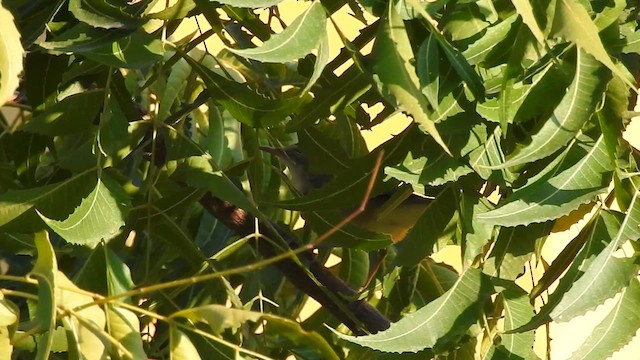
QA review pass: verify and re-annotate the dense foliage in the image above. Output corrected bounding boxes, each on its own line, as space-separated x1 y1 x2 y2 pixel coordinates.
0 0 639 358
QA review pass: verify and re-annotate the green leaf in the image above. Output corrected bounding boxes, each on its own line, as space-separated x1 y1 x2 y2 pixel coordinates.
373 3 449 154
434 35 485 101
0 3 24 107
463 14 517 65
30 232 57 360
478 134 614 226
21 90 104 136
468 125 516 185
56 273 107 360
483 222 554 280
514 210 616 332
340 249 370 289
182 53 306 127
229 1 326 63
568 279 640 360
0 169 95 227
334 268 494 353
107 306 147 360
550 193 640 321
42 27 163 69
300 32 330 95
212 0 286 7
511 0 545 44
499 49 608 167
549 0 634 87
39 174 130 247
394 186 457 267
170 327 202 360
68 0 142 29
495 286 537 359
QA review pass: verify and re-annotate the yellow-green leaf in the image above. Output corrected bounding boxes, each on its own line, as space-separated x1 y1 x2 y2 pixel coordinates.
0 3 23 107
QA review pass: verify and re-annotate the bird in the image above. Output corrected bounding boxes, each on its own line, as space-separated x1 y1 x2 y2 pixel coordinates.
259 145 430 244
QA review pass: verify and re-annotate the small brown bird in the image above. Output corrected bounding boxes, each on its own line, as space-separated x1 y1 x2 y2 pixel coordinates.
260 146 429 244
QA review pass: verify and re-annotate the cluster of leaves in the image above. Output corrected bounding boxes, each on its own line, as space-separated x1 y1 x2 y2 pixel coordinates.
0 0 640 358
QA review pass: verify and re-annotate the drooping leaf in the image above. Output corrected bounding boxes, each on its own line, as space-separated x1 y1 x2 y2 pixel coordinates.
511 0 546 44
334 268 494 353
0 3 24 107
499 49 608 167
182 53 306 127
107 306 147 360
300 32 330 95
372 2 449 153
30 232 57 360
514 210 616 332
170 327 203 360
39 174 131 247
478 134 614 226
494 286 537 359
434 34 485 101
549 0 634 87
550 193 640 321
568 279 640 360
229 1 326 63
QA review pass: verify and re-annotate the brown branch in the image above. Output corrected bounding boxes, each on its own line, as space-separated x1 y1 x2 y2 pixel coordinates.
199 193 390 335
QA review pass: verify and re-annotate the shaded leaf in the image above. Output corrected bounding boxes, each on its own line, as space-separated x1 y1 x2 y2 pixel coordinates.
494 286 537 359
170 327 203 360
499 50 608 167
0 170 95 227
394 186 457 267
68 0 142 29
183 54 306 127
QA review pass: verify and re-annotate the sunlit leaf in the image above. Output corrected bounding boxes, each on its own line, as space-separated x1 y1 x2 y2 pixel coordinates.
229 1 326 63
498 50 608 168
568 279 640 360
478 134 614 226
550 193 640 321
494 286 537 359
549 0 634 87
0 3 23 107
373 2 449 153
170 327 203 360
335 268 494 353
30 232 57 360
39 174 130 247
